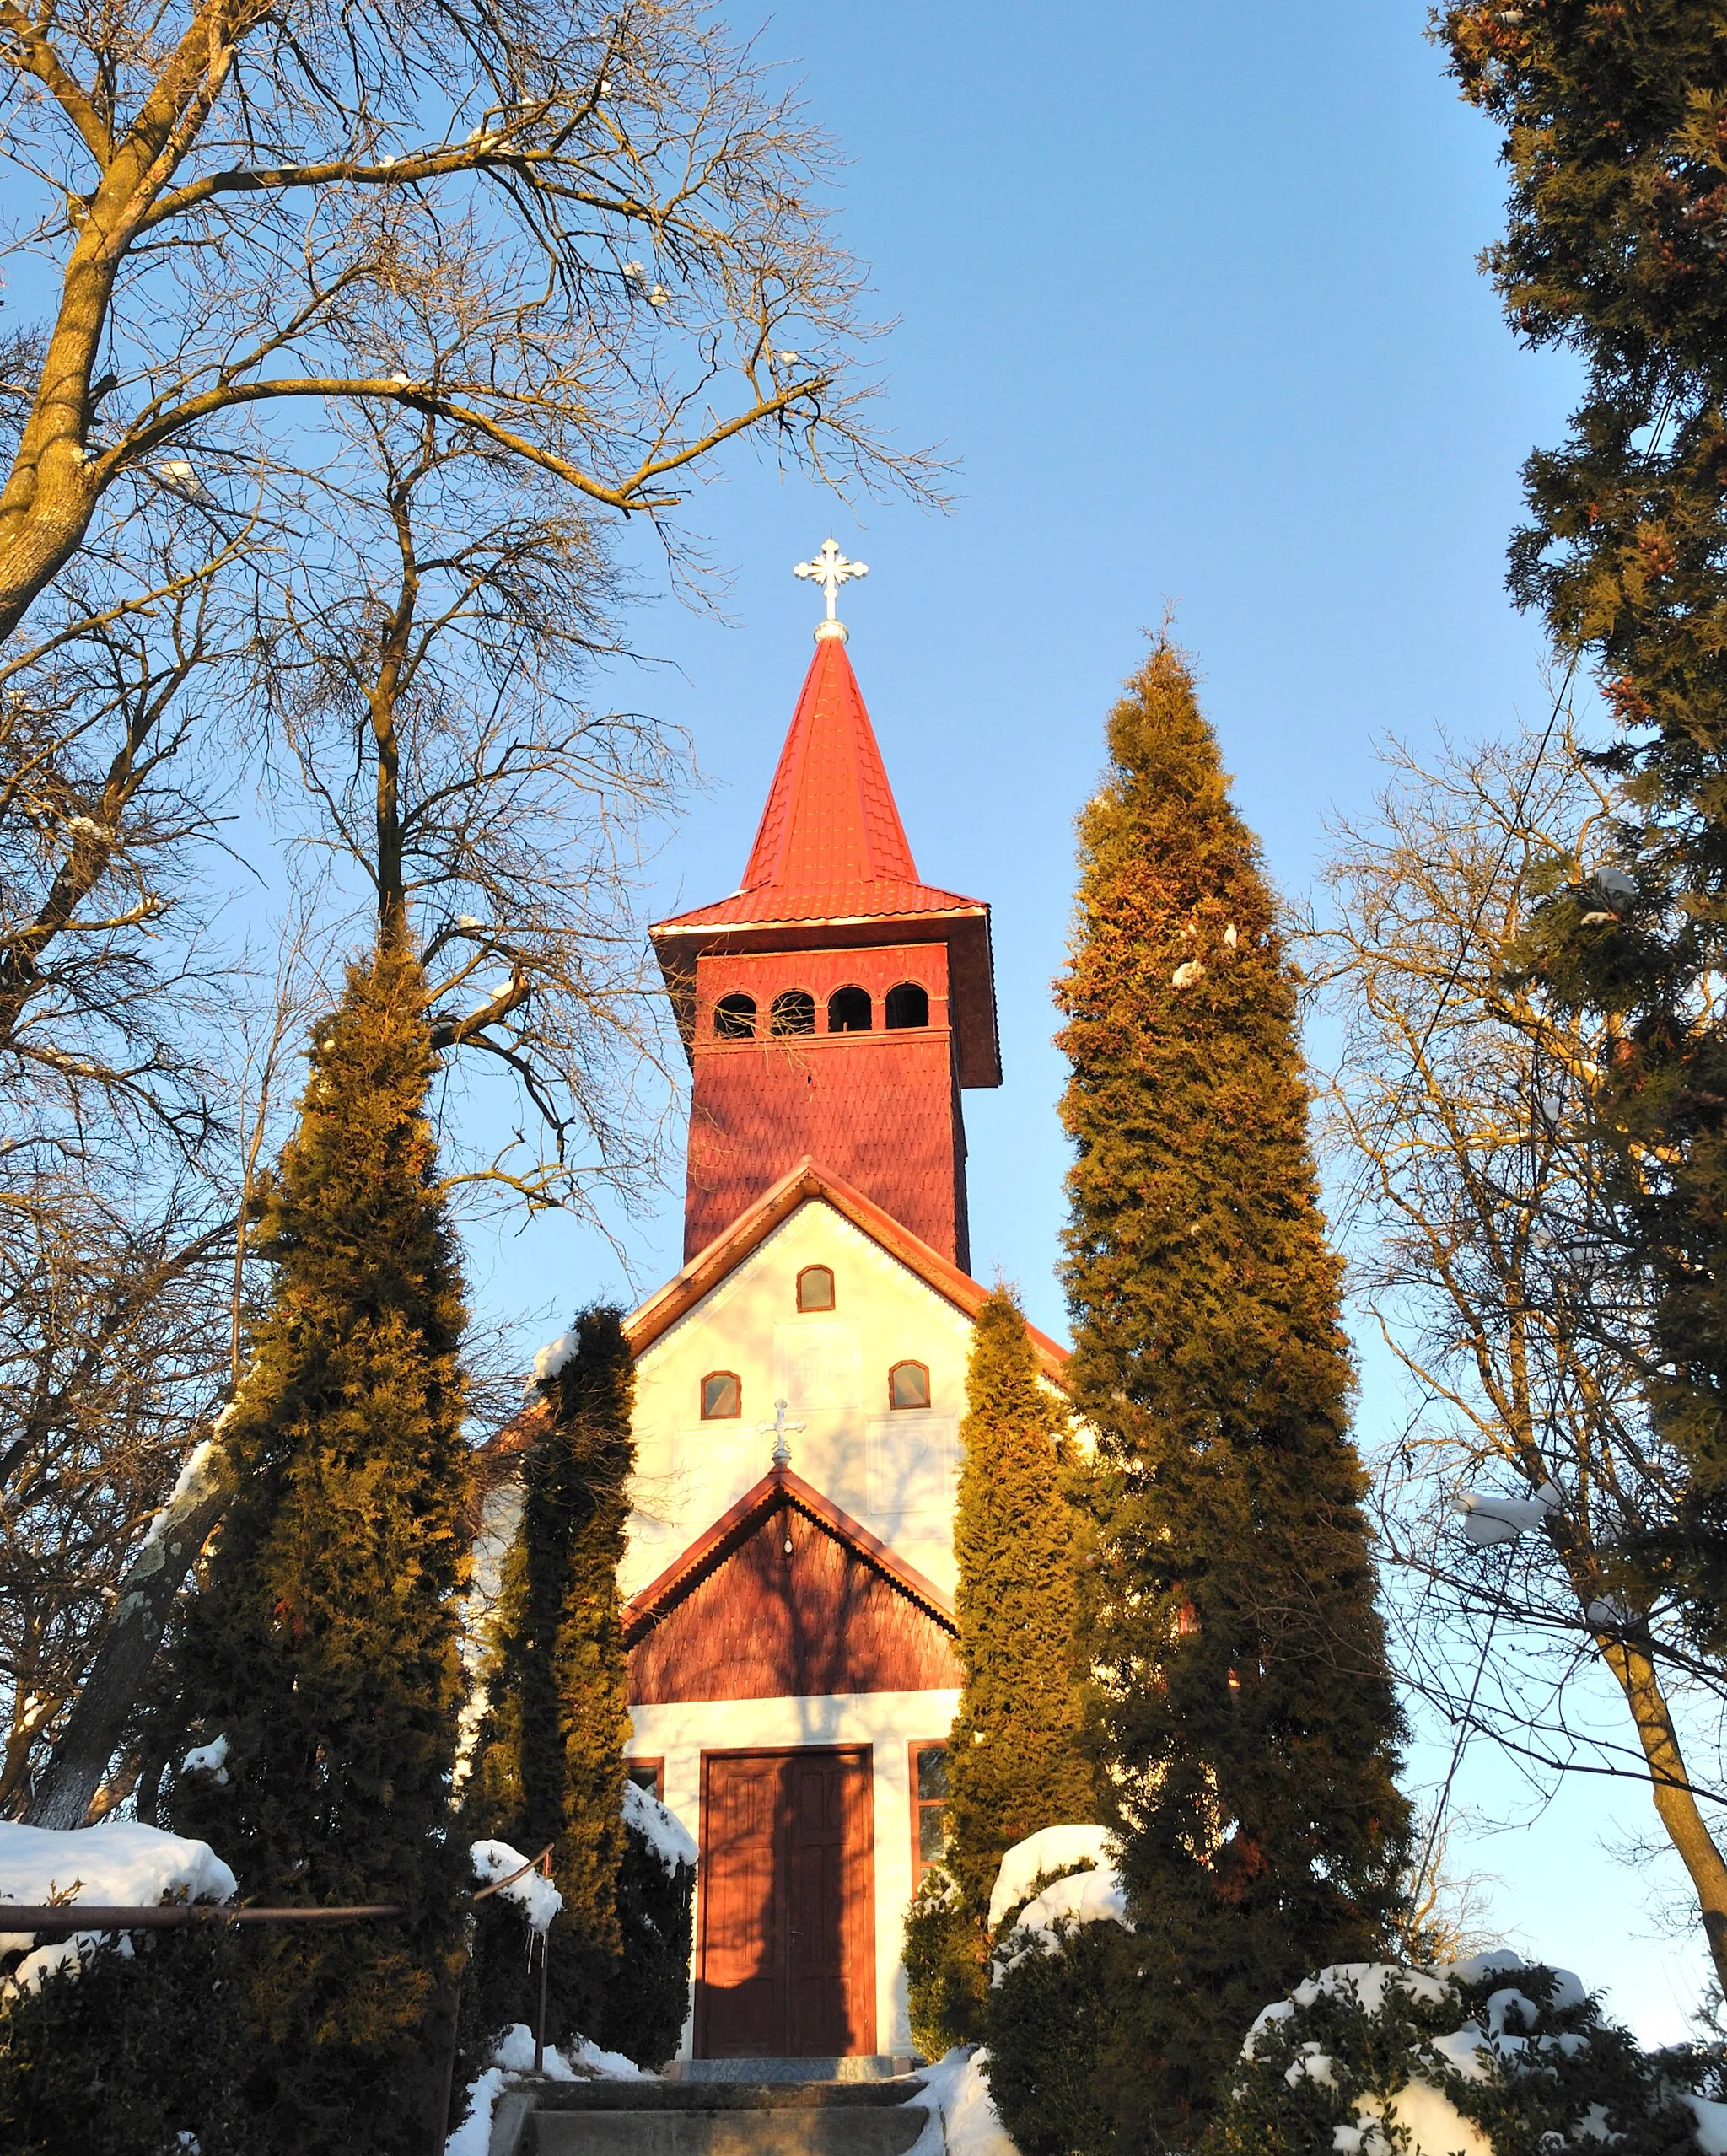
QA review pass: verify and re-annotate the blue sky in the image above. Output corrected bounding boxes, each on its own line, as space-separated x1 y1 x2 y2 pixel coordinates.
459 3 1708 2042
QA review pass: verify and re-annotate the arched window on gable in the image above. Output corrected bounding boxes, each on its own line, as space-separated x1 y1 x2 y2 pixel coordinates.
885 981 930 1030
701 1370 742 1420
797 1265 836 1313
713 992 756 1039
889 1360 931 1410
827 985 872 1033
771 989 815 1037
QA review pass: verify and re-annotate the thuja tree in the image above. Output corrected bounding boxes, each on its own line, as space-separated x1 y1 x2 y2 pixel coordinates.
464 1305 634 2050
173 934 472 2156
910 1289 1090 2050
1441 3 1727 1655
1054 642 1411 2146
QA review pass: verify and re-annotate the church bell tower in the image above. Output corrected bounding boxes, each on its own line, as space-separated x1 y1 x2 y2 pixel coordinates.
649 542 1001 1269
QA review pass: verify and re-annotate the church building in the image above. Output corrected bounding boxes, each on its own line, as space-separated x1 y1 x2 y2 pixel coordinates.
558 545 1063 2067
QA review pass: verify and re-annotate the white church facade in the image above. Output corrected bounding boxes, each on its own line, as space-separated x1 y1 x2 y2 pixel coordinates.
513 548 1066 2065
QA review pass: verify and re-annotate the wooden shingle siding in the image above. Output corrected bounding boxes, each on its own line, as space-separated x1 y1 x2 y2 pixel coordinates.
629 1499 963 1704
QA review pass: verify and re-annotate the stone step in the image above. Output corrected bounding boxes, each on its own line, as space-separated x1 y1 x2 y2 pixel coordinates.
667 2059 917 2086
529 2082 924 2111
522 2109 926 2156
489 2076 928 2156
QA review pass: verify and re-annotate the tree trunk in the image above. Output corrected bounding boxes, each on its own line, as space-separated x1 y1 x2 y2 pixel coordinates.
1603 1627 1727 1998
25 1445 234 1831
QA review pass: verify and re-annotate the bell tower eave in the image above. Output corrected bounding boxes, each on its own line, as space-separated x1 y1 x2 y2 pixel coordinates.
648 904 1001 1089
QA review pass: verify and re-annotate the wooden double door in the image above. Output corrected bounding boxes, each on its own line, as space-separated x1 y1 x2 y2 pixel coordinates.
697 1746 876 2059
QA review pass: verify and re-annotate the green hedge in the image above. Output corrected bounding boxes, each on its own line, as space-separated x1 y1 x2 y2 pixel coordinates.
903 1862 986 2060
0 1927 250 2156
984 1914 1142 2156
596 1809 695 2069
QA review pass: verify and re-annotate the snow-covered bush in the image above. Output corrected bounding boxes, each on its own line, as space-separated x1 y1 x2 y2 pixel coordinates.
452 1782 695 2113
976 1829 1138 2156
0 1822 247 2155
986 1913 1140 2156
904 1860 986 2058
595 1782 697 2068
1200 1954 1708 2156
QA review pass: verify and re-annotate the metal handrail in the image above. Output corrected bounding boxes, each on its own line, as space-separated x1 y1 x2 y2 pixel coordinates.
470 1844 554 1902
5 1844 556 1942
1 1902 401 1940
1 1844 562 2153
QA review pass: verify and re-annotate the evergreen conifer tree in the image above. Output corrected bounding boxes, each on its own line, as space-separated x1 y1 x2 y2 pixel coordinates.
1440 3 1727 1657
173 933 472 2156
465 1305 634 2047
949 1291 1091 1908
1054 642 1411 2145
907 1288 1091 2053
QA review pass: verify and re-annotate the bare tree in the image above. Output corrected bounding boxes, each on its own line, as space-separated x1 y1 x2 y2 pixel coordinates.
1 0 947 1827
5 910 320 1828
1315 722 1727 1995
0 1175 232 1815
0 541 254 1159
0 0 935 644
252 386 686 1217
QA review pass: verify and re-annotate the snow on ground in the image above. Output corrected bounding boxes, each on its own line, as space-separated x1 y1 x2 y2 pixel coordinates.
986 1825 1113 1929
444 2023 646 2155
469 1841 563 1933
905 2048 1017 2156
444 2065 510 2156
622 1780 697 1874
0 1819 235 1997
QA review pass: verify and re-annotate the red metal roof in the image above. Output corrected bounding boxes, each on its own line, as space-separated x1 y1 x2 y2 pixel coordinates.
654 637 985 933
650 637 1002 1087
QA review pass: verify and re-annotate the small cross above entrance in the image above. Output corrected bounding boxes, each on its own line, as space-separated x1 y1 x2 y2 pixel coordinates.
759 1395 806 1470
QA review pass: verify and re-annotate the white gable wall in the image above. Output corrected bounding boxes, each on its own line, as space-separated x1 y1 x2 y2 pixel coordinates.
625 1198 975 1602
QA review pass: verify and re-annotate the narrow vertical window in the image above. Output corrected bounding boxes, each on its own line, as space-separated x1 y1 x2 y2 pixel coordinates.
797 1265 836 1313
912 1742 950 1883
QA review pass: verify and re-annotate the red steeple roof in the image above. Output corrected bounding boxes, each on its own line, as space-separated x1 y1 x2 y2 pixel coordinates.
655 637 982 932
741 636 919 892
650 630 1001 1090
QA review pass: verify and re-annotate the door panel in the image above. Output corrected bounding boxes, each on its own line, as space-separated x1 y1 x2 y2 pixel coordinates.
697 1747 875 2058
699 1755 783 2057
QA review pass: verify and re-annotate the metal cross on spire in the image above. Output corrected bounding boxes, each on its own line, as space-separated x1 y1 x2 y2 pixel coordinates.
759 1395 806 1471
793 537 868 642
